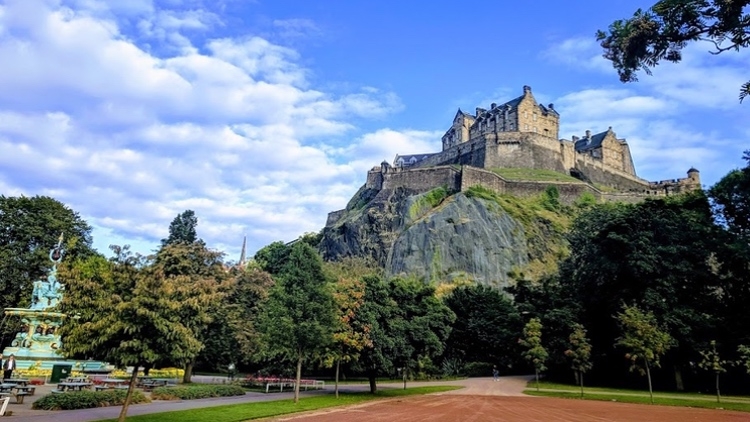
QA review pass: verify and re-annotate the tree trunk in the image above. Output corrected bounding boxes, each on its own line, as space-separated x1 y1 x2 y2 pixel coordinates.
673 365 684 391
335 359 340 399
645 359 654 404
715 372 721 403
535 368 539 392
117 364 141 422
367 369 377 394
294 354 303 404
579 371 584 398
402 367 407 390
183 359 195 384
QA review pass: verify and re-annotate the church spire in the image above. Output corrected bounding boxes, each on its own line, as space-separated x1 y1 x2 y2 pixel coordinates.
239 235 247 267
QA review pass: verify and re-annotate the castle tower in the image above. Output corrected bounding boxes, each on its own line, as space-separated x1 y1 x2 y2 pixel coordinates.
238 235 247 267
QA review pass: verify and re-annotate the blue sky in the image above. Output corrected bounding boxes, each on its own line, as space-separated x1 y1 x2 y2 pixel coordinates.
1 0 748 261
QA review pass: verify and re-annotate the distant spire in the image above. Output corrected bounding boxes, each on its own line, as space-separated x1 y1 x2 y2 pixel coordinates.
239 235 247 267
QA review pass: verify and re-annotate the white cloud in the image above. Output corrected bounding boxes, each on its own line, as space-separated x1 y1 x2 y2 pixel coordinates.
0 0 403 258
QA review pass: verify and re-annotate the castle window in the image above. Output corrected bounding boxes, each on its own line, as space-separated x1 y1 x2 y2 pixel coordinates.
524 124 529 131
533 113 537 121
533 127 537 133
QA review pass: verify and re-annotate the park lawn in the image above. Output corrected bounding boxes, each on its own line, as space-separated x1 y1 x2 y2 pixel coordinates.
98 386 461 422
529 380 750 402
526 390 750 412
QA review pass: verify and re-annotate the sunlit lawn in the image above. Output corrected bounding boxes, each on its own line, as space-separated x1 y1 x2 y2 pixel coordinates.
526 380 750 412
98 386 460 422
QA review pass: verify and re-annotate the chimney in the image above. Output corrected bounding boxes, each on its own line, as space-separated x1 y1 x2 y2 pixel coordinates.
548 103 554 110
572 136 579 142
523 85 532 94
585 130 591 138
491 102 497 110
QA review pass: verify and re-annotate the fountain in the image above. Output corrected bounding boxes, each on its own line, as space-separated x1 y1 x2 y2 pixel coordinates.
2 233 67 365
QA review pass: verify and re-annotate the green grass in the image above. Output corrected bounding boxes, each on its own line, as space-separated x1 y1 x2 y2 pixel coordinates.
491 168 581 183
98 386 460 422
526 381 750 412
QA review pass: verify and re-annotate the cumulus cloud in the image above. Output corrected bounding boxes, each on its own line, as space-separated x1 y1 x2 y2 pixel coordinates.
0 0 405 258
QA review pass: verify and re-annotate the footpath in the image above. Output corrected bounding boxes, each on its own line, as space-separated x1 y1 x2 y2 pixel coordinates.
5 376 532 422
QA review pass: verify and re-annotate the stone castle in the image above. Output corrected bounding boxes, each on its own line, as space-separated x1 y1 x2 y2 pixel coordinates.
327 85 701 226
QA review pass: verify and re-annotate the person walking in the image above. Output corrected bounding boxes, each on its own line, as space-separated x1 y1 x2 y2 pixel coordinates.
3 354 16 380
492 365 499 382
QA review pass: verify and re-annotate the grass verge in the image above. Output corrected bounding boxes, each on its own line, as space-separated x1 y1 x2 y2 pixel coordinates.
526 381 750 412
98 386 460 422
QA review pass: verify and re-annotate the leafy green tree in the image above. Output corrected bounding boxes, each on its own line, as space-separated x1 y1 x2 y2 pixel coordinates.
443 285 523 370
161 210 200 246
388 277 456 390
257 242 337 403
564 323 593 398
738 344 750 374
560 193 721 389
351 275 398 394
58 246 202 422
615 305 673 404
0 195 94 317
597 0 750 102
709 151 750 239
698 340 728 403
253 241 292 276
197 265 273 372
519 318 548 391
151 242 229 382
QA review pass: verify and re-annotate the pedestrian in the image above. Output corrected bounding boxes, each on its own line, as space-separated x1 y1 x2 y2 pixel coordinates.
227 363 236 381
492 365 499 382
3 354 16 380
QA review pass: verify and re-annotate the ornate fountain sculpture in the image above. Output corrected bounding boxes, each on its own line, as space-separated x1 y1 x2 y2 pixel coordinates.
2 233 66 360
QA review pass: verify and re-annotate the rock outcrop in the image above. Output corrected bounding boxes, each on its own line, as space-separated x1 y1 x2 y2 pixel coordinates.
320 185 557 288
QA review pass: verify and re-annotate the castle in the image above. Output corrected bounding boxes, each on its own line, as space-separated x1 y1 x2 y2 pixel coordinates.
327 86 701 226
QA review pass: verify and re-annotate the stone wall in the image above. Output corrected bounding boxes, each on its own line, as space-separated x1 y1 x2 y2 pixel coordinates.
381 166 462 193
575 155 653 191
327 209 346 226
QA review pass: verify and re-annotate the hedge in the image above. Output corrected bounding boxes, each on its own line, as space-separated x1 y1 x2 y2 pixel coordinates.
32 389 150 410
151 384 246 400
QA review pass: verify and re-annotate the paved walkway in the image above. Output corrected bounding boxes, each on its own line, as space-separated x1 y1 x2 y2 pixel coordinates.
3 376 530 421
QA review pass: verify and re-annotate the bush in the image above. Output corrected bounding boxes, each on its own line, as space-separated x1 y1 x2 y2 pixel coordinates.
32 389 150 410
151 384 246 400
463 362 495 377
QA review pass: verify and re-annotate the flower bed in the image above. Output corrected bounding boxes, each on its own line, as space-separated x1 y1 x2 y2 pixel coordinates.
151 384 246 400
32 390 150 410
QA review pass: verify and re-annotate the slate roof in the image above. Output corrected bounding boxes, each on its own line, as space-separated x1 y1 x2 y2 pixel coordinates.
393 153 436 167
574 130 608 152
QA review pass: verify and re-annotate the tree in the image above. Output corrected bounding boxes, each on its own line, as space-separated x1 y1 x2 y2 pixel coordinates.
58 246 202 422
738 344 750 374
257 242 337 403
698 340 728 403
352 275 398 394
198 265 274 372
161 210 200 246
387 277 456 390
564 323 593 398
709 151 750 239
615 305 673 404
0 195 94 315
443 285 523 370
321 257 381 397
151 242 229 383
519 318 548 391
597 0 750 102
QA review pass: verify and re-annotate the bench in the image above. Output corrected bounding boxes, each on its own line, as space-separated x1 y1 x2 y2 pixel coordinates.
12 392 30 404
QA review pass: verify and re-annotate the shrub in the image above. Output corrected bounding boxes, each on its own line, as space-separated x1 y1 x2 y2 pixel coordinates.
32 389 150 410
463 362 495 377
151 384 246 400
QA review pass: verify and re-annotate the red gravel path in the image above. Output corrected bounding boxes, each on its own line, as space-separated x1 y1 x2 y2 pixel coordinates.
274 394 749 422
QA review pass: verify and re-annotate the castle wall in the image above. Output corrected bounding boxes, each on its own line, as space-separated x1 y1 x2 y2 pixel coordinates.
326 209 346 226
575 155 653 191
516 95 559 139
485 132 568 173
382 166 462 193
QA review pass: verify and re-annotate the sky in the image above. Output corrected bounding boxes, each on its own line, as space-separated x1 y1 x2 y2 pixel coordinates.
0 0 748 262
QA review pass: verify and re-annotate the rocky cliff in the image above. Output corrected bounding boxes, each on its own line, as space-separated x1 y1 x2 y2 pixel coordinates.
320 184 571 288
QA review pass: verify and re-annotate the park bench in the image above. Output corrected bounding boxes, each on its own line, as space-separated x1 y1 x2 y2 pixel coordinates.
12 391 30 404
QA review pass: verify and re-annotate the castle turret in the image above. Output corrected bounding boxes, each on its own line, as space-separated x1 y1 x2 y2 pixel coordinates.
687 167 701 184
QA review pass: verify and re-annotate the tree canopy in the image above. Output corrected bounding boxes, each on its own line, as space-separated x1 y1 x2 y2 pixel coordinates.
597 0 750 102
161 210 200 246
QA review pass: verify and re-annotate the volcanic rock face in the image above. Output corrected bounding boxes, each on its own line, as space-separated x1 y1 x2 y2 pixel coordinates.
320 186 530 288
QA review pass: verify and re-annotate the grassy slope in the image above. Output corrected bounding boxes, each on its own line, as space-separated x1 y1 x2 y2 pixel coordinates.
490 168 582 183
99 386 460 422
